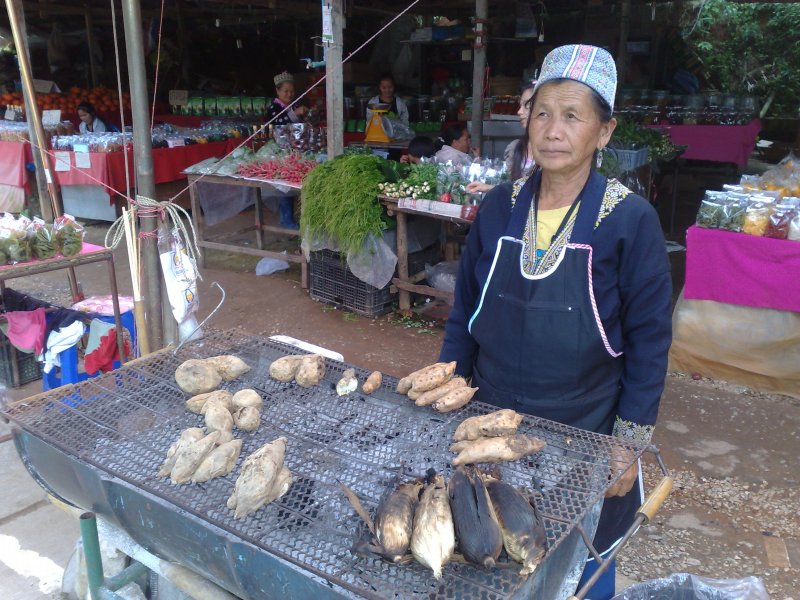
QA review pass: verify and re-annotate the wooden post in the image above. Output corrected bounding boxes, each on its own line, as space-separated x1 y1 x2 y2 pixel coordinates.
617 0 632 85
5 0 62 222
324 0 344 157
470 0 488 153
85 11 98 89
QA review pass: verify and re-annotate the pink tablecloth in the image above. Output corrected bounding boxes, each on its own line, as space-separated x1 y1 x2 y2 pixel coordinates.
52 140 241 199
685 225 800 312
650 120 761 167
0 141 32 190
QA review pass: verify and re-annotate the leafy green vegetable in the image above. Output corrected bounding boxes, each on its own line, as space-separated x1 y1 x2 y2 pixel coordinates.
55 225 84 257
300 155 388 255
31 226 57 260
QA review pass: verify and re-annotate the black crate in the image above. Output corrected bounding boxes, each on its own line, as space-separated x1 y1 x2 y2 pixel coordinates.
309 250 394 317
0 333 43 387
407 243 442 278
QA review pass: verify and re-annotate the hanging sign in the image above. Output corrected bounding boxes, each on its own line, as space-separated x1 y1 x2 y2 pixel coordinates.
322 3 334 45
74 149 92 169
42 109 62 126
54 151 72 172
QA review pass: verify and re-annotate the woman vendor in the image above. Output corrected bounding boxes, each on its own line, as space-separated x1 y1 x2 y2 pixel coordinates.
366 73 409 125
433 123 480 167
267 71 308 228
77 102 108 134
439 45 672 599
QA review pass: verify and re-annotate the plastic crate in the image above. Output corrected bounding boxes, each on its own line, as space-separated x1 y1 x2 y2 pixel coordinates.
0 332 43 387
407 243 442 277
309 250 394 317
609 147 649 172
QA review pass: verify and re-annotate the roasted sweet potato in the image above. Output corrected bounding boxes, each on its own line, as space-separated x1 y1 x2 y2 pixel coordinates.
452 435 546 466
295 354 326 388
269 355 305 382
415 377 467 407
206 355 251 381
175 359 222 395
232 389 263 411
452 409 523 442
362 371 382 394
432 386 478 413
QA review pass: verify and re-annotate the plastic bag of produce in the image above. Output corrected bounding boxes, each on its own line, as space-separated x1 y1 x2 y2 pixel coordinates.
29 218 57 260
611 573 768 600
53 214 85 257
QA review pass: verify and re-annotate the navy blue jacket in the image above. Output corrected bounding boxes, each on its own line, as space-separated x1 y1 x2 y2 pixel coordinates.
440 178 672 429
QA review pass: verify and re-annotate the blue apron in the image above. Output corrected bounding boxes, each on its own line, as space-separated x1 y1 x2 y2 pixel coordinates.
467 170 640 553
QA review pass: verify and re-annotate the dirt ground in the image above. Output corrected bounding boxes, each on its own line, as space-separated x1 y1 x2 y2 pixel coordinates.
4 205 796 599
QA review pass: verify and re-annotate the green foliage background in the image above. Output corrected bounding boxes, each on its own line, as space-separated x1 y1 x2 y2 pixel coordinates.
682 0 800 117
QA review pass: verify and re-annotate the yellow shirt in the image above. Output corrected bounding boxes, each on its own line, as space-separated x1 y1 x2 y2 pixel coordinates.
535 205 574 253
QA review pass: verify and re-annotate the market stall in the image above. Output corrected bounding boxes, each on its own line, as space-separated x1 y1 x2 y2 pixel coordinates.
670 157 800 398
0 140 32 212
649 120 761 168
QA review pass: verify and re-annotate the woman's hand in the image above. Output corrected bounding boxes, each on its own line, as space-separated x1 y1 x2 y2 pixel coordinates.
605 446 637 498
466 181 494 194
471 147 481 159
399 154 410 164
294 106 309 117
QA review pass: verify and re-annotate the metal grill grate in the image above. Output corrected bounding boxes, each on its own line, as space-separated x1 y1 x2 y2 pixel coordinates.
2 330 648 599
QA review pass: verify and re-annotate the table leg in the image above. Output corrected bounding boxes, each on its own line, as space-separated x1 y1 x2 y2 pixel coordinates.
254 188 265 250
188 179 206 269
301 255 309 289
396 211 410 312
67 267 84 303
106 256 127 362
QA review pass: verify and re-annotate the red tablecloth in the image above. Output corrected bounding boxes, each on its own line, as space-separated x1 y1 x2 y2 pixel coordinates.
684 225 800 313
0 141 32 191
649 120 761 167
52 139 241 196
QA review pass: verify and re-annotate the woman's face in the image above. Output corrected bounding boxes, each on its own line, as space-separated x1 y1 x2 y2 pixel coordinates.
378 79 395 101
528 81 616 176
452 129 470 153
517 88 535 129
276 82 295 105
77 109 93 125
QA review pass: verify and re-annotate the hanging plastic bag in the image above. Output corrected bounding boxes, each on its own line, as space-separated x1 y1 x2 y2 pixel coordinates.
611 573 768 600
158 228 201 342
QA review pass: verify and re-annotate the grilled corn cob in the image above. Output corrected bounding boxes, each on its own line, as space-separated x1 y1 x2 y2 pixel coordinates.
411 474 455 578
375 480 423 562
448 467 503 567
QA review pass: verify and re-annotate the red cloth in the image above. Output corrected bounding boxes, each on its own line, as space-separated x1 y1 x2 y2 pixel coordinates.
0 242 106 271
53 140 241 200
84 319 131 375
0 307 46 354
684 225 800 312
0 141 32 191
648 120 761 167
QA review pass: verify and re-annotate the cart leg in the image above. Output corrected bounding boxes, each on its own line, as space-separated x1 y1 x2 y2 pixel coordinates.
188 179 206 269
80 513 105 600
396 211 410 312
254 187 265 250
67 267 84 303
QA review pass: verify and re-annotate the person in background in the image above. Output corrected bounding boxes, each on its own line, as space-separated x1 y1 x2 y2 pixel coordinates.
267 71 308 126
439 44 672 599
267 71 307 229
367 73 409 125
433 123 479 167
400 136 435 164
77 102 108 134
466 82 537 194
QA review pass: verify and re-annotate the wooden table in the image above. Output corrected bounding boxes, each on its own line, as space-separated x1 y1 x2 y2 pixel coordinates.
186 173 308 288
0 244 126 387
380 195 473 311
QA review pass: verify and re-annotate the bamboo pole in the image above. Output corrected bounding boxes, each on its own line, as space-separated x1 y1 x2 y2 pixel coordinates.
121 0 163 350
85 10 98 89
4 0 61 221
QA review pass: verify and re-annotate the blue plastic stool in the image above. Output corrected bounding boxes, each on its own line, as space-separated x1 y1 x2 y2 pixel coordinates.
43 310 136 391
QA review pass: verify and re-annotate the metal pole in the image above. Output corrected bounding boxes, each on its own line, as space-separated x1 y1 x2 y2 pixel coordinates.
121 0 163 349
85 10 98 89
470 0 488 153
324 0 344 158
4 0 61 221
79 513 105 600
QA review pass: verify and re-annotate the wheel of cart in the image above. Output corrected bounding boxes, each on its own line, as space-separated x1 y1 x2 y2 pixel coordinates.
1 330 673 600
